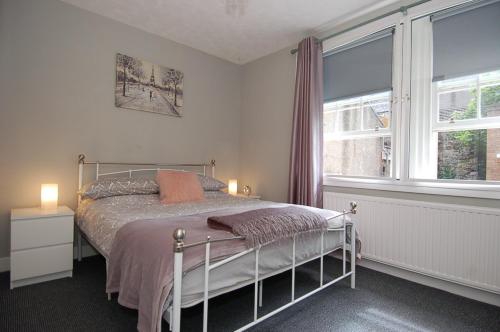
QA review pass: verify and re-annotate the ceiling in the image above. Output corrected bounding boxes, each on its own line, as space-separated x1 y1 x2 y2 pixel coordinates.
60 0 396 64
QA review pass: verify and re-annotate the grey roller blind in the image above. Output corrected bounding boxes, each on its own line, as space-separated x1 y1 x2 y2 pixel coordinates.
432 0 500 82
323 29 394 102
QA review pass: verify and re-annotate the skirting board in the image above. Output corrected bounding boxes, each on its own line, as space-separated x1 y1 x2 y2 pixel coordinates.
359 258 500 307
0 244 98 273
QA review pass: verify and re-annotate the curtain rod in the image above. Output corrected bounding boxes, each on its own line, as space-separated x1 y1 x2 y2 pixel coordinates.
290 0 431 55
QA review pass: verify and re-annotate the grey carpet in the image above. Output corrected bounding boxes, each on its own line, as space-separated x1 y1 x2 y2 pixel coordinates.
1 255 499 331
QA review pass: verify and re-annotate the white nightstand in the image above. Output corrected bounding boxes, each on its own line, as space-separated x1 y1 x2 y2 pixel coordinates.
235 193 261 199
10 206 74 289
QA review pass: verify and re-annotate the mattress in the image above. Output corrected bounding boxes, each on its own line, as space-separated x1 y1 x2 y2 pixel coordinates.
76 192 350 309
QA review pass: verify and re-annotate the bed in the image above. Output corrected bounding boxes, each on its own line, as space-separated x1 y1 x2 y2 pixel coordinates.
75 155 358 332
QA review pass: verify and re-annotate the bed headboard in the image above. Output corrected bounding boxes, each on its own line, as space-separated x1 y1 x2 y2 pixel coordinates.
77 153 216 192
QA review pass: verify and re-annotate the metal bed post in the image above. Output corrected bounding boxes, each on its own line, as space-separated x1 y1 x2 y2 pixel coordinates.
258 280 263 307
78 154 84 202
320 231 324 286
342 211 346 275
203 237 211 332
253 246 260 321
172 229 185 332
77 155 85 262
77 233 82 262
351 222 356 289
291 235 296 302
349 201 357 289
105 261 111 301
210 160 216 178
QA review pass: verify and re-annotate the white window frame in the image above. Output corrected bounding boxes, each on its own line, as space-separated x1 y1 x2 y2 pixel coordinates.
432 76 500 132
324 92 393 139
324 92 393 177
323 0 500 199
323 12 403 181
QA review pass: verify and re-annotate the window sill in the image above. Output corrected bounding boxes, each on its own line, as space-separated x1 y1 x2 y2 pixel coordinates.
323 176 500 200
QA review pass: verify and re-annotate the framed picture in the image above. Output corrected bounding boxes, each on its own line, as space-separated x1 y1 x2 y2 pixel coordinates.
115 53 184 117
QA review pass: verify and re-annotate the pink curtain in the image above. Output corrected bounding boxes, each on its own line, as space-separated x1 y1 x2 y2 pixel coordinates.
288 37 323 208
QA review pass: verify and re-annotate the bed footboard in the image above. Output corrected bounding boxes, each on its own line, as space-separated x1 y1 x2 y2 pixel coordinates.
169 202 358 332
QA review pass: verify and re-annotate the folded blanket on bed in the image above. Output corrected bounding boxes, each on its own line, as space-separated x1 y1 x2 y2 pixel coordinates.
207 206 328 247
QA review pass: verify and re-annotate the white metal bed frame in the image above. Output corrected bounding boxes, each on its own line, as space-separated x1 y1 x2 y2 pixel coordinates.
76 154 357 332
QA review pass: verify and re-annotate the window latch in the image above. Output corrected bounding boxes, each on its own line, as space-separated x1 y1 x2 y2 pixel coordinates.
449 117 455 124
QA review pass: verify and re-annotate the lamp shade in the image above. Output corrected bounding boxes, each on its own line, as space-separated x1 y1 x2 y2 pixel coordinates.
228 179 238 195
41 184 58 210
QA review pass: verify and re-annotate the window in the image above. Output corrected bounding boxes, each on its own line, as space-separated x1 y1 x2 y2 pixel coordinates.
322 0 500 197
324 91 392 177
410 0 500 183
434 71 500 181
323 29 394 178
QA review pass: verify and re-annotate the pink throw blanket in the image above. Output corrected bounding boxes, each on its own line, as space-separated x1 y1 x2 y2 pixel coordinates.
207 206 327 246
106 213 247 332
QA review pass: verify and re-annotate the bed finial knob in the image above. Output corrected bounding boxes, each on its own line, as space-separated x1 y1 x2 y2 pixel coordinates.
78 154 86 164
350 201 358 214
210 159 216 167
173 228 186 252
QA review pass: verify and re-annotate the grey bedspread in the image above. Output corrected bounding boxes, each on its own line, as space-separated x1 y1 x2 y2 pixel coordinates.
76 192 282 256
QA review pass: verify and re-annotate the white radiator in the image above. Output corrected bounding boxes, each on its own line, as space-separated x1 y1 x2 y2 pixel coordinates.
324 192 500 294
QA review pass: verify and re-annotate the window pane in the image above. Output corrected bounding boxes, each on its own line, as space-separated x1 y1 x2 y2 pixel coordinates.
324 91 392 178
437 129 500 181
411 10 500 183
337 102 363 132
362 94 391 129
438 89 476 122
324 99 364 132
436 70 500 122
324 91 391 134
481 84 500 118
323 110 337 134
324 136 391 177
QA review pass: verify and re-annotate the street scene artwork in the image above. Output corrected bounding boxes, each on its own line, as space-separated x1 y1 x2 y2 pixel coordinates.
115 53 184 117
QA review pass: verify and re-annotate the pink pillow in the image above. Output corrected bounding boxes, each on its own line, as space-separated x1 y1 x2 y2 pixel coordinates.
156 170 205 204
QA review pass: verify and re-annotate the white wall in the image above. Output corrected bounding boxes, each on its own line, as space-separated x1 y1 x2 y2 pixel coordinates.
238 47 297 202
0 0 242 259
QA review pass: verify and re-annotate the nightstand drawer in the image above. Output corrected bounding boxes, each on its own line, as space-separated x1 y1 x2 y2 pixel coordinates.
11 216 73 250
10 244 73 281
